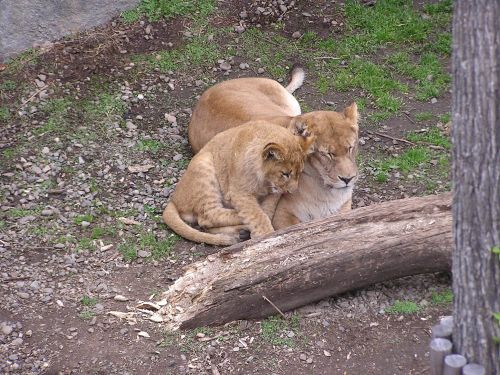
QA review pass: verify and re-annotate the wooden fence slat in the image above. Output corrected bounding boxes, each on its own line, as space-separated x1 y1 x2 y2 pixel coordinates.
430 338 453 375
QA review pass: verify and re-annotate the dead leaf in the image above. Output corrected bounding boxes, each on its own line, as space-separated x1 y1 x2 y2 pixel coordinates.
108 311 137 323
118 217 141 225
128 164 155 173
136 301 161 311
149 313 163 323
138 331 150 338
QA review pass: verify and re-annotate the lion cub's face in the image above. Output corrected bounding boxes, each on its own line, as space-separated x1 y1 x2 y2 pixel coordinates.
261 137 312 194
293 104 359 189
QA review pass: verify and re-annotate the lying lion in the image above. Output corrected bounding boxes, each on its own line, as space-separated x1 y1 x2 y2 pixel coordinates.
163 120 313 245
188 66 359 229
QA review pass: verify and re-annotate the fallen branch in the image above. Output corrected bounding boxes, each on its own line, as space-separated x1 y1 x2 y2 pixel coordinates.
158 193 452 330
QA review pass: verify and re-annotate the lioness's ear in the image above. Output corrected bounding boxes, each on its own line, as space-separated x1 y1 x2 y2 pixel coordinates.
263 143 284 161
289 118 311 137
344 102 359 127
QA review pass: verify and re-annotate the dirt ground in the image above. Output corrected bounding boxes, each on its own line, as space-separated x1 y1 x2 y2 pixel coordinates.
0 1 453 374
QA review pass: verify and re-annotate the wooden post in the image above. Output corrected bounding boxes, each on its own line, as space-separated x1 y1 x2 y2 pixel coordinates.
443 354 467 375
462 364 486 375
432 323 453 340
430 338 452 375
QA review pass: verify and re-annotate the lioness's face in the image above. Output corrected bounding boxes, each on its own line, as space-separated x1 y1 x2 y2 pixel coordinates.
295 104 359 189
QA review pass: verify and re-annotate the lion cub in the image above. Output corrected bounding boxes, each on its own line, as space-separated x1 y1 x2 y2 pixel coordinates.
163 120 313 246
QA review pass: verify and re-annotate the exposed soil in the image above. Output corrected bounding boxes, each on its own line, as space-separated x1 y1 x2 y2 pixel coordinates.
0 1 452 374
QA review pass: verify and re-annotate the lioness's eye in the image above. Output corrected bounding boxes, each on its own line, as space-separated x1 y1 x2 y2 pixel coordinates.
282 171 291 178
348 146 353 153
328 152 336 159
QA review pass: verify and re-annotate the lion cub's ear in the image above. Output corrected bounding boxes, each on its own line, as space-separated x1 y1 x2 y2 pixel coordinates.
344 102 359 127
296 134 315 154
262 143 285 161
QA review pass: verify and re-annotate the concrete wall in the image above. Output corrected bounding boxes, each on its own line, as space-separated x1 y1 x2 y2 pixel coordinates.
0 0 140 62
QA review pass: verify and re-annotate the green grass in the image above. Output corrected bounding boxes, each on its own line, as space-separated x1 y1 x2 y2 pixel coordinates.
372 147 431 182
431 289 453 305
414 112 434 122
407 127 450 149
138 34 219 73
0 107 11 121
118 242 138 261
0 80 17 91
34 98 71 136
4 48 41 73
386 300 421 315
7 207 41 218
91 226 116 240
73 214 95 225
134 0 215 21
438 113 451 123
81 295 98 307
82 92 126 123
76 238 97 252
137 139 164 154
79 310 96 320
261 314 301 347
139 232 179 259
121 8 141 23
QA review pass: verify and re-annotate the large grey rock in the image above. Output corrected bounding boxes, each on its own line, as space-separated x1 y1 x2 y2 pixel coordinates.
0 0 140 62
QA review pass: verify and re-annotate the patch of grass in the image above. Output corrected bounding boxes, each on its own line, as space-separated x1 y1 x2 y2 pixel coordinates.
414 112 434 122
5 48 41 73
138 0 215 21
137 139 164 154
2 147 17 159
431 32 452 56
121 8 141 23
372 147 431 182
386 300 421 315
34 98 72 136
431 289 453 305
7 207 41 218
78 310 96 320
367 110 393 123
239 28 297 79
261 314 301 347
0 80 17 91
438 113 451 123
315 76 330 94
76 238 97 252
81 295 98 307
74 214 95 225
91 226 116 240
407 127 450 149
0 221 6 230
0 107 10 121
139 232 179 259
118 242 137 261
82 92 126 124
146 35 219 72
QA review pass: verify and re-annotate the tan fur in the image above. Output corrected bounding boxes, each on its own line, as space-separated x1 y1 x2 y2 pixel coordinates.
188 73 359 230
163 121 313 245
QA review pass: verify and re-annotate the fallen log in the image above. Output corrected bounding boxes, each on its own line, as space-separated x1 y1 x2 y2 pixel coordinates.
157 193 452 330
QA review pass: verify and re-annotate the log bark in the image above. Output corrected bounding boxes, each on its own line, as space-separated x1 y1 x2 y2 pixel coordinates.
157 193 452 330
452 1 500 373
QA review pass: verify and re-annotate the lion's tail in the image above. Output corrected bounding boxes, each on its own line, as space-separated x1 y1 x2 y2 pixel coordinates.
163 202 238 246
285 64 306 93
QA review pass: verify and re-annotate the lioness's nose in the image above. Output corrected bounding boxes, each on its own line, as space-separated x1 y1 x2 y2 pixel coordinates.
339 176 354 185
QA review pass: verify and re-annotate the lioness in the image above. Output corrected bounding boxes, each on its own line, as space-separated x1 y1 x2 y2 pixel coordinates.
188 66 359 229
163 120 313 245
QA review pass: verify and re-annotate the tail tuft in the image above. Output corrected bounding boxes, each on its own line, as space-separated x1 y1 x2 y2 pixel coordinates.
285 64 306 93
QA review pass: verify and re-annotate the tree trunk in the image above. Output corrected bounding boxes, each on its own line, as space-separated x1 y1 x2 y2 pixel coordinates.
157 193 452 330
452 1 500 373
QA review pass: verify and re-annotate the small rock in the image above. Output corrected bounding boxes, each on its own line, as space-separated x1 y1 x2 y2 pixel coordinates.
234 25 245 34
145 25 152 34
239 10 247 19
114 295 129 302
42 146 50 154
18 292 30 299
302 12 312 17
137 94 144 100
299 353 307 361
11 338 23 346
1 323 13 335
138 250 151 258
257 68 265 74
41 209 53 216
431 98 438 104
239 63 249 70
38 74 47 81
164 113 177 123
292 31 302 39
81 221 90 228
219 62 232 71
126 121 137 130
324 350 331 357
173 154 183 162
306 357 313 364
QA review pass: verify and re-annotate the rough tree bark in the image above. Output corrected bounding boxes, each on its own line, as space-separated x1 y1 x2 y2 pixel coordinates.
157 193 452 330
452 1 500 373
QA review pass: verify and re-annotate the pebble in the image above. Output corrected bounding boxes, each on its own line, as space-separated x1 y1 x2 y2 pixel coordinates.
1 323 13 335
299 353 307 361
81 221 90 228
431 98 438 104
126 121 137 130
173 154 183 162
257 68 265 74
219 62 232 71
11 338 23 346
239 63 249 70
292 31 302 39
138 250 151 258
164 113 177 123
41 209 53 216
